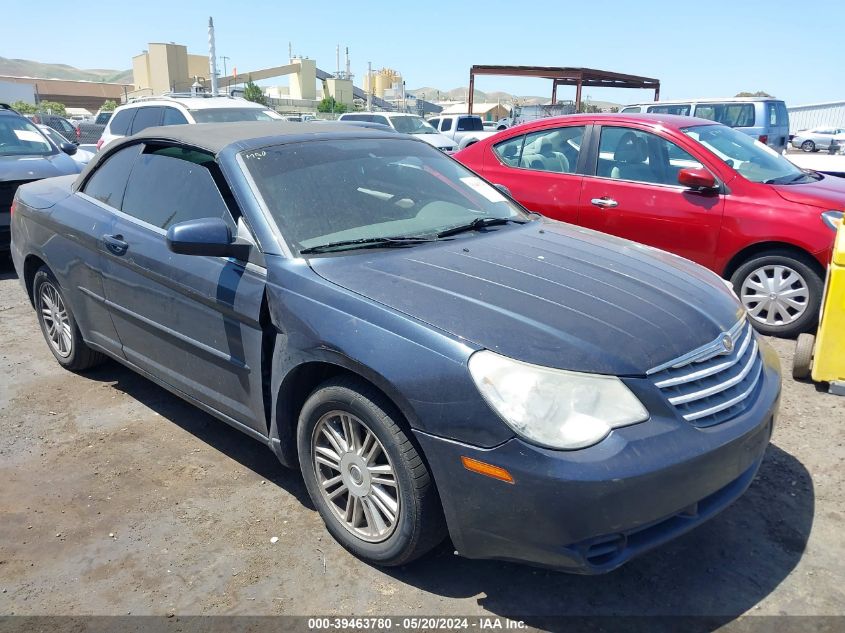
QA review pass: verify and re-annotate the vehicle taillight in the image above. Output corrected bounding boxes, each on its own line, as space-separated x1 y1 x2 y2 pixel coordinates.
758 135 768 145
96 138 104 151
76 127 81 140
10 200 16 216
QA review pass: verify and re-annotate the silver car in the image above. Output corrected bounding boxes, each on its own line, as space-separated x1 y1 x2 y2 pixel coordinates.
791 126 845 152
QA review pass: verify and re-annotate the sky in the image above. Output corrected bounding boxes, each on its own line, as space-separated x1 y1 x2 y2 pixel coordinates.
2 0 843 106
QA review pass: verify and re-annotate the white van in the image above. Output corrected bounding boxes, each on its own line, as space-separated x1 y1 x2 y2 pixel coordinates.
620 97 789 153
338 112 456 152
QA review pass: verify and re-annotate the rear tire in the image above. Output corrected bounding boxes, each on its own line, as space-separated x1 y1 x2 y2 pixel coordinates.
32 266 105 372
792 333 815 380
297 376 446 566
731 250 823 338
800 140 815 152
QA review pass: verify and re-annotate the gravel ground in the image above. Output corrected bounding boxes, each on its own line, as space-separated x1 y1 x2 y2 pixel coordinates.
0 258 844 627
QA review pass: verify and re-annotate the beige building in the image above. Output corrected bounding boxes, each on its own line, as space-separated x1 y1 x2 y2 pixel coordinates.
132 43 209 96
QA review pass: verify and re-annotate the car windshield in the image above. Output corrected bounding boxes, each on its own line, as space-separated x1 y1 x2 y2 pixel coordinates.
390 116 437 135
189 108 281 123
683 124 812 185
0 117 55 157
39 126 68 146
241 138 527 254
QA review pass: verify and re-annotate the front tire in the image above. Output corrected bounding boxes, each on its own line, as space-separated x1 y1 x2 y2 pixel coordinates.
297 377 446 566
32 266 105 371
800 140 815 152
731 251 823 338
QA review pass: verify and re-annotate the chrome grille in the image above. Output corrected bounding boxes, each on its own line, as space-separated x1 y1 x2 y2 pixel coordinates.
648 318 763 427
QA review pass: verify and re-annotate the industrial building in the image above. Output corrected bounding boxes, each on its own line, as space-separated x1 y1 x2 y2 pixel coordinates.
0 75 130 111
787 101 845 133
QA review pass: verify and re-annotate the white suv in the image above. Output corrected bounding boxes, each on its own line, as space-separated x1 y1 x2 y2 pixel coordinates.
97 94 282 150
338 112 457 152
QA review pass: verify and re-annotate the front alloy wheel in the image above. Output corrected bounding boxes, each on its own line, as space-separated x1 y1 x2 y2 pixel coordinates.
297 377 446 566
38 281 72 358
312 410 400 542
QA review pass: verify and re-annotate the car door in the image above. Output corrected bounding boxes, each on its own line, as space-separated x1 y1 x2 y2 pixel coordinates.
481 124 588 224
100 143 268 433
578 124 724 269
59 143 146 356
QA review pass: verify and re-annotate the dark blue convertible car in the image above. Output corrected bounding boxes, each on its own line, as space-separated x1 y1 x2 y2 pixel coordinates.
10 122 781 573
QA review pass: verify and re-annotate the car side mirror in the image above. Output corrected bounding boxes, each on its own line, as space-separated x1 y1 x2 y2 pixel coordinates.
60 142 77 156
166 217 247 258
678 167 717 191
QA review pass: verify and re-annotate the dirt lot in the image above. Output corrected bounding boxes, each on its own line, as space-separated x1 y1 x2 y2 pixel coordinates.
1 258 844 627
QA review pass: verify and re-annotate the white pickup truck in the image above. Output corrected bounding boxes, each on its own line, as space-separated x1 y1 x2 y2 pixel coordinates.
425 114 497 150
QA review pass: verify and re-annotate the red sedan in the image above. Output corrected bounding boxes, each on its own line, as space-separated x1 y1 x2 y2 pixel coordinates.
454 113 843 337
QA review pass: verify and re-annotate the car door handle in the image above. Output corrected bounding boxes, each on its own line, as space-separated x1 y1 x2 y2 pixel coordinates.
590 197 619 209
103 234 129 256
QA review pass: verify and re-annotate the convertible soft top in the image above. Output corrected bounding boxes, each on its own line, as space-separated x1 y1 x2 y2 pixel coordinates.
73 121 398 191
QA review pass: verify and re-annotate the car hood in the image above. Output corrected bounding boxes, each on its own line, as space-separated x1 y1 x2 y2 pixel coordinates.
772 173 845 209
308 220 744 376
0 152 80 180
416 133 458 149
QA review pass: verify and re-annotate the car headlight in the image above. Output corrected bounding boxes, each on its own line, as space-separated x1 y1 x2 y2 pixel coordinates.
822 210 843 230
468 350 649 450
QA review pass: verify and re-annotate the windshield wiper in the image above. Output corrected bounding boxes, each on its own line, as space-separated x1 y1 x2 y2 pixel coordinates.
436 217 526 238
299 236 437 254
764 172 810 185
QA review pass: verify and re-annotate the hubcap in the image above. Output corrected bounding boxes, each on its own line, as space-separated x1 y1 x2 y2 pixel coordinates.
311 410 400 543
740 264 809 327
38 282 72 358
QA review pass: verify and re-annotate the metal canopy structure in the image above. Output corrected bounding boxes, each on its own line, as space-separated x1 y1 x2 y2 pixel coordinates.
467 65 660 114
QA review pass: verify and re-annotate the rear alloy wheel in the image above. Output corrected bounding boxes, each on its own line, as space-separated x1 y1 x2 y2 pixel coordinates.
731 252 823 337
32 266 105 371
297 377 445 566
800 140 815 152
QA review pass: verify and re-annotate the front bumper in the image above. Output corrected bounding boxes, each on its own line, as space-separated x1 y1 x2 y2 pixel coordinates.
415 343 781 574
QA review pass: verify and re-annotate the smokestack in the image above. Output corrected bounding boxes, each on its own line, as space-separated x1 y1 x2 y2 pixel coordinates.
367 61 372 111
336 44 340 77
346 47 351 78
208 17 218 95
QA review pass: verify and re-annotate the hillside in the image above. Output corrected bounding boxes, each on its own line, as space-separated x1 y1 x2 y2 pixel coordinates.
0 57 132 83
408 86 547 105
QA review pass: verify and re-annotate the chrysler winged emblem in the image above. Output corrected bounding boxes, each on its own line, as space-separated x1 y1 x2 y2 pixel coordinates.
721 333 734 354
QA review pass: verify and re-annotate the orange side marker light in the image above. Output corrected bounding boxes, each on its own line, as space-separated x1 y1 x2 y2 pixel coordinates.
461 456 514 484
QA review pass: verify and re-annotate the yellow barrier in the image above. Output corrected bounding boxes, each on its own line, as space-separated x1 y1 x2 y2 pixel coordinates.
794 220 845 395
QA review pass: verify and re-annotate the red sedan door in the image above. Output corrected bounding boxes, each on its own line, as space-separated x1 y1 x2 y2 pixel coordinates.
478 124 589 225
578 124 725 269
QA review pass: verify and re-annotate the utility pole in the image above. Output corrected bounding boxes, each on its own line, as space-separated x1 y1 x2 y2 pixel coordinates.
367 61 372 112
220 56 230 78
208 17 218 95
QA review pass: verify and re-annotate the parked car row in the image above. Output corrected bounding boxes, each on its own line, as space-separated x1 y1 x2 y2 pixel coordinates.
11 121 781 575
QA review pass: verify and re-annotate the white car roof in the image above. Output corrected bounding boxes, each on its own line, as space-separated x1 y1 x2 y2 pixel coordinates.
118 96 269 111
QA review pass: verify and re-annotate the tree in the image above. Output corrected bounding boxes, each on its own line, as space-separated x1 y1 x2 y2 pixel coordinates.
243 77 267 105
317 96 347 114
735 91 774 98
100 100 118 112
38 101 67 116
11 100 38 115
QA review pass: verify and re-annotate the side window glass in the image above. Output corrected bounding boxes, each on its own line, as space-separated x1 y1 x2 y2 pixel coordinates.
130 107 162 134
121 147 235 232
441 118 452 132
162 107 188 126
428 118 440 130
493 135 525 167
598 126 703 186
108 109 135 135
647 105 690 116
519 126 585 174
81 144 142 208
373 115 389 126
